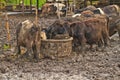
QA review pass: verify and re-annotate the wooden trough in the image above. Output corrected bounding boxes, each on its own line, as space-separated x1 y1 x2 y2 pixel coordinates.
40 37 73 59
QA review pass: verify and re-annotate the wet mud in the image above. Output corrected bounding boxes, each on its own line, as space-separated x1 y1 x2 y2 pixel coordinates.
0 14 120 80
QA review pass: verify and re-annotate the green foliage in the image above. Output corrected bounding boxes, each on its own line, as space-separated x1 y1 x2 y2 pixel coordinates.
3 44 10 50
0 0 46 8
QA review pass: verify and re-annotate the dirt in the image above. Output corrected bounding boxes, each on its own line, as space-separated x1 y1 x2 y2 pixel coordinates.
0 13 120 80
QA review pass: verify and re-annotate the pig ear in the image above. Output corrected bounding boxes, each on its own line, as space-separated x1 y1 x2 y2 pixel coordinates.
22 20 29 24
33 21 37 24
22 20 31 27
32 21 36 25
32 22 38 28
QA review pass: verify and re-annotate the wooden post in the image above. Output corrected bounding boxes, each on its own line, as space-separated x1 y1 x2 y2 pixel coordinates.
73 0 76 13
30 0 32 13
57 1 61 20
35 6 38 26
5 12 11 42
84 0 87 7
0 13 2 27
35 5 41 59
36 0 39 12
65 0 68 17
22 0 24 15
90 0 92 5
0 0 1 9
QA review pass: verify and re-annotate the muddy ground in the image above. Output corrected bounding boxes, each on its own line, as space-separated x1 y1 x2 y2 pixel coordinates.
0 13 120 80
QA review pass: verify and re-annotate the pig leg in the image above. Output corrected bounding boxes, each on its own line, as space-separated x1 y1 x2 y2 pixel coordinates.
32 45 39 60
25 48 33 59
79 36 86 53
118 30 120 41
97 36 104 48
17 46 21 54
102 29 110 47
117 25 120 41
25 41 33 58
98 39 103 47
115 22 120 41
16 42 22 58
72 38 79 51
97 39 104 51
16 41 21 55
33 32 41 60
36 43 40 59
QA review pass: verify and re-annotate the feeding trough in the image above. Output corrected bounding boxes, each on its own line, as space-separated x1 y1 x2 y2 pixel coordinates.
40 37 73 59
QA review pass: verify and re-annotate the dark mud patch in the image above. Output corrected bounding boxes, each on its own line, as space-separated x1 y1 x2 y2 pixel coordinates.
0 14 120 80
